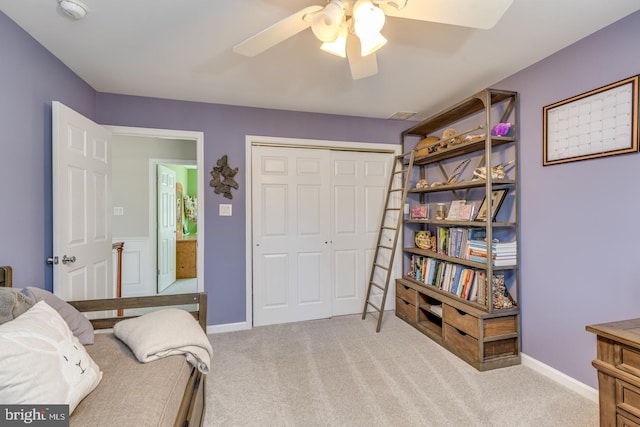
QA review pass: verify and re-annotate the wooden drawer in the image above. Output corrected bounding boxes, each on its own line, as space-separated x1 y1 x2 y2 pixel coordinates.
618 413 640 427
484 315 518 338
396 282 416 304
444 323 518 363
618 379 640 421
443 305 480 338
396 298 416 322
444 323 479 361
618 345 640 379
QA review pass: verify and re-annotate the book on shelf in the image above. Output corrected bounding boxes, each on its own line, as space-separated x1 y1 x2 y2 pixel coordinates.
436 227 448 255
464 239 517 264
475 270 486 303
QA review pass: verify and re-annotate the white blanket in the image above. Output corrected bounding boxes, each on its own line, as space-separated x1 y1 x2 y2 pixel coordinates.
114 308 212 374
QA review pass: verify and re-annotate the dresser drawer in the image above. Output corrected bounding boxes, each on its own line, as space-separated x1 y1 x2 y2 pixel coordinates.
618 413 640 427
444 305 480 338
618 379 640 420
617 345 640 379
396 298 416 322
396 282 417 304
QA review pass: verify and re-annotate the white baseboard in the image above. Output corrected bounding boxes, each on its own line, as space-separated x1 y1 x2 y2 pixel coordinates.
207 321 251 334
521 353 598 403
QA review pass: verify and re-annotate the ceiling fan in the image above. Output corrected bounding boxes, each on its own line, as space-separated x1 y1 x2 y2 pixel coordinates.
233 0 514 80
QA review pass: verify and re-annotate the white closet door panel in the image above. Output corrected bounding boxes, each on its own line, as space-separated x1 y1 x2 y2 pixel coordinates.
331 151 392 316
253 146 331 326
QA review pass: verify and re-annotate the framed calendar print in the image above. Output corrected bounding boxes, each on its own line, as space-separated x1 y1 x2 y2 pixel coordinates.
543 75 639 166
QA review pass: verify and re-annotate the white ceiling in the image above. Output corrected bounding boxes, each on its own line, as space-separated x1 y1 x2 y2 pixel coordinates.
2 0 639 121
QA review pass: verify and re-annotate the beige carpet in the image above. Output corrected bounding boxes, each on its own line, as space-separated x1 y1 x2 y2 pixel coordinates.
205 313 598 427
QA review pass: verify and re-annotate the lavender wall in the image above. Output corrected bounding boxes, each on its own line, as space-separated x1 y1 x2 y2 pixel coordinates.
494 11 640 388
95 94 409 326
4 5 640 389
0 12 96 289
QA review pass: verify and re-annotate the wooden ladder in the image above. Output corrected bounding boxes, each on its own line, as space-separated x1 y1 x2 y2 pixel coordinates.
362 150 415 332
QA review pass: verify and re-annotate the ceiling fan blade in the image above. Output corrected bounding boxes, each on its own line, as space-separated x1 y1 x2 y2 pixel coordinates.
378 0 514 30
233 5 324 56
346 36 378 80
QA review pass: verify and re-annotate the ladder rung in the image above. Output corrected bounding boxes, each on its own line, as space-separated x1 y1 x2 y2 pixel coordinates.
389 188 403 192
393 168 408 175
373 263 389 271
378 245 392 250
366 301 382 312
385 208 401 211
382 226 397 230
369 282 384 291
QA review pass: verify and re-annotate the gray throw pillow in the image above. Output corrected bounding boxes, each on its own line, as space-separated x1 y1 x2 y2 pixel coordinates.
21 287 95 345
0 288 35 325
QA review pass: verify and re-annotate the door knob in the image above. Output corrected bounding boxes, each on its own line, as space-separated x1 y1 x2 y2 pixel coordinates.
62 255 76 265
47 256 59 265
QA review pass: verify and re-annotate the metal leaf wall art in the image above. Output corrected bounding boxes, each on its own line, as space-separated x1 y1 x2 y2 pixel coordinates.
210 155 239 199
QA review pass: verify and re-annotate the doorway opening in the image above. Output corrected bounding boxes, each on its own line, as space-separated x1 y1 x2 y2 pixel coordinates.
108 126 204 298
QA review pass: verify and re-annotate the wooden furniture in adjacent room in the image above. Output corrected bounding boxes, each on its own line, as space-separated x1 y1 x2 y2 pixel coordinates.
587 319 640 426
177 235 197 279
396 88 521 371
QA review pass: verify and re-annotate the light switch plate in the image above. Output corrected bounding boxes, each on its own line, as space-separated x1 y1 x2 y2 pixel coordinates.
219 204 232 216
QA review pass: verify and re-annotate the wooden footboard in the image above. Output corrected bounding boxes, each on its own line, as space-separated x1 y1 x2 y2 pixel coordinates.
69 292 208 427
68 292 208 330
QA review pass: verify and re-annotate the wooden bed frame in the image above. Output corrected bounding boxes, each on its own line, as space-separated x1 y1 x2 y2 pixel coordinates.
0 265 12 288
0 265 207 427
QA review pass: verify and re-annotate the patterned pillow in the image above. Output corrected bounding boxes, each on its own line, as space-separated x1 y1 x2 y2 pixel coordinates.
0 301 102 413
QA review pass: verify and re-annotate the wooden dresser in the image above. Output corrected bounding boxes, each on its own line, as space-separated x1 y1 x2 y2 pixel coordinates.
176 235 197 279
587 319 640 426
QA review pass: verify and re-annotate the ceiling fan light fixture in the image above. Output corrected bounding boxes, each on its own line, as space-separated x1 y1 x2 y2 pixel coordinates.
353 0 386 55
57 0 89 20
311 0 346 43
320 22 348 58
359 31 387 56
353 0 385 34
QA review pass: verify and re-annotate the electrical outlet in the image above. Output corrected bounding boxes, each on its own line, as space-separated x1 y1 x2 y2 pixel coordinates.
404 203 409 215
113 207 124 216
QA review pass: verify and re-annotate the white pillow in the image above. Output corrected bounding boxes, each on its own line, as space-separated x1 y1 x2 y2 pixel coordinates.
0 301 102 413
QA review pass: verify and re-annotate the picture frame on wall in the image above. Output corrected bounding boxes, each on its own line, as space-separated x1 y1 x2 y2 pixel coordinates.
543 74 639 166
475 189 508 222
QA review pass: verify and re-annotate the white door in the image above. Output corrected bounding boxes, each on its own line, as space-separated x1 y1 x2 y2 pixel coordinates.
157 164 177 292
52 101 113 301
331 151 392 316
252 146 332 326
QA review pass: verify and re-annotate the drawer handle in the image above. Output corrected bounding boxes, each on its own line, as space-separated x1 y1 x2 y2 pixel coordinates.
453 327 467 337
456 308 466 316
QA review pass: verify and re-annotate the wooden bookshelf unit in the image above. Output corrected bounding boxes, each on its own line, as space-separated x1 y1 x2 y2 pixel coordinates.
396 88 521 371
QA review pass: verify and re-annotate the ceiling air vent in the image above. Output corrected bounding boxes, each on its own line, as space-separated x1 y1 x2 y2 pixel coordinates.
388 111 416 120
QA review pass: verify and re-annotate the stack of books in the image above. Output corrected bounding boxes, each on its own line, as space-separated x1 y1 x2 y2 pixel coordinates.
465 240 517 266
